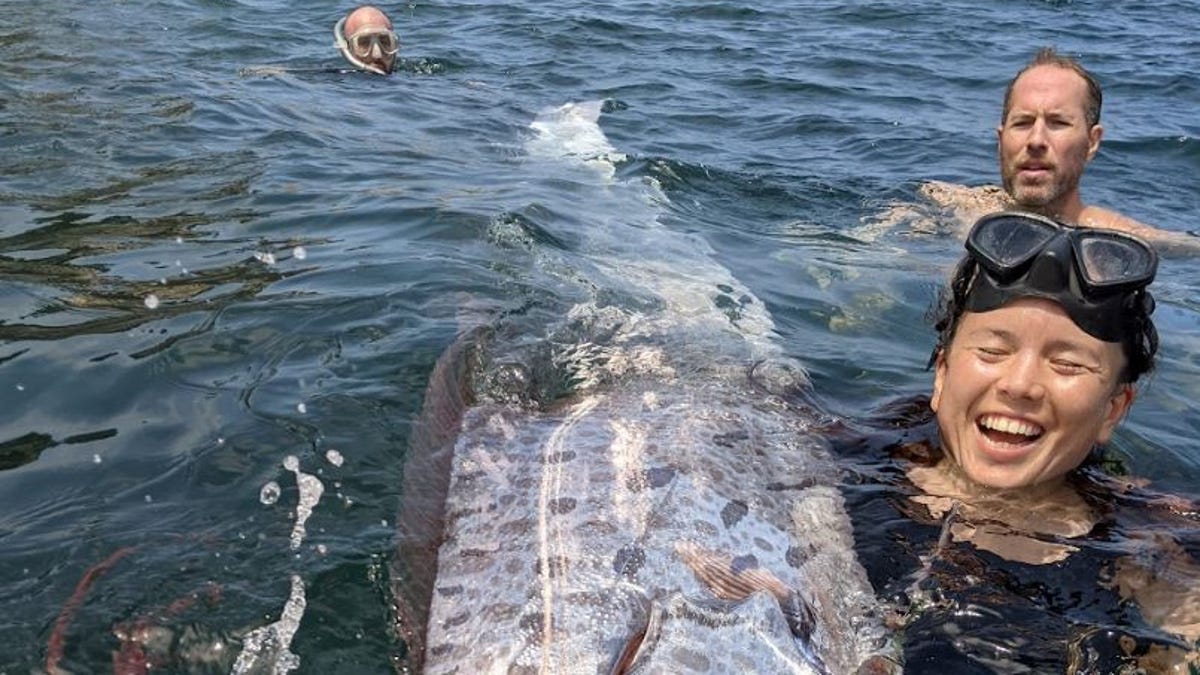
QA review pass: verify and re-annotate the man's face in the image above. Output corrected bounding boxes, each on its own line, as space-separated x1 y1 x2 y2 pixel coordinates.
997 65 1102 215
344 11 397 74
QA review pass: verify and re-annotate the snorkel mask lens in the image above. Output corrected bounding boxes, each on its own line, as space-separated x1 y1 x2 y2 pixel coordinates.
963 212 1157 342
1074 233 1157 292
350 30 399 56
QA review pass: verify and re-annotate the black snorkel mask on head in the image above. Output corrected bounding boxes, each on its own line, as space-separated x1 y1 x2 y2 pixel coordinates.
964 211 1157 343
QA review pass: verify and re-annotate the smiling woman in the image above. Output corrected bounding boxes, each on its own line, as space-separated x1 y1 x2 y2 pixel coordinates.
883 212 1200 669
929 210 1158 491
932 297 1134 489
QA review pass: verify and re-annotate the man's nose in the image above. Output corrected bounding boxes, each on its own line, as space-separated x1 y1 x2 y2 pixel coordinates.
1025 118 1049 150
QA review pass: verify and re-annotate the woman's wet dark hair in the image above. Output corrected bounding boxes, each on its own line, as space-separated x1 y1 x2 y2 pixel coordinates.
929 256 1158 384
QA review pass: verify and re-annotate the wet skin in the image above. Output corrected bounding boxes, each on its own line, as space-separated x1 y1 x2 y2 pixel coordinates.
931 297 1134 490
998 64 1102 221
344 7 396 74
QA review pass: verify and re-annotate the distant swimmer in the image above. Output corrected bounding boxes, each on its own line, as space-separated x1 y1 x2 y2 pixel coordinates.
334 5 399 75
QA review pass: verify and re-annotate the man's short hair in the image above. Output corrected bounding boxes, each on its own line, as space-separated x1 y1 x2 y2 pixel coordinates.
1001 47 1103 128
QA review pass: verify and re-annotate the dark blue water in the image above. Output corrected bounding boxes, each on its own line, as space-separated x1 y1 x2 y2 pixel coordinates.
2 1 1198 672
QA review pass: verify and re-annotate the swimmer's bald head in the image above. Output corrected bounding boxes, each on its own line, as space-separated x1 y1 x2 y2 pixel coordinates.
337 5 398 75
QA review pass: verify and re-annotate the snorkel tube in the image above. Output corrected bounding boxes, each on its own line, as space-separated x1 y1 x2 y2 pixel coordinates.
334 17 392 76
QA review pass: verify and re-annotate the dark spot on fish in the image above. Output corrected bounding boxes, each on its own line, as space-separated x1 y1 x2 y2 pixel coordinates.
499 518 535 536
707 466 726 482
766 478 818 491
645 466 675 488
548 497 577 515
518 611 544 632
447 507 482 524
730 554 760 575
717 283 734 294
721 500 749 528
505 558 523 575
453 470 486 487
545 450 576 464
670 646 712 670
509 665 539 675
444 611 470 628
786 545 808 568
485 603 520 622
647 511 674 531
781 591 819 645
430 643 454 657
612 544 646 578
712 430 749 448
581 519 619 537
534 555 570 578
694 519 719 537
455 548 497 574
436 585 463 598
754 537 775 553
514 475 537 490
497 493 517 507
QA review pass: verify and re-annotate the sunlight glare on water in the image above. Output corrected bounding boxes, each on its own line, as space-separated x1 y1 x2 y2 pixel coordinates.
0 0 1196 672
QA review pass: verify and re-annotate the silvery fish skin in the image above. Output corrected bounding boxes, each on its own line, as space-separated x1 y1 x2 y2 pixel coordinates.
396 101 896 674
423 355 891 674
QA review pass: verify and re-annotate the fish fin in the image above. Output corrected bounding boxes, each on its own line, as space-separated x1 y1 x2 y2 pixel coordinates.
677 542 833 673
675 540 789 601
609 596 664 675
391 325 489 672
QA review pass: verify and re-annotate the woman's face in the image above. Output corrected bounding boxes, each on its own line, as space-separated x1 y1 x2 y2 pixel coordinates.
931 297 1134 489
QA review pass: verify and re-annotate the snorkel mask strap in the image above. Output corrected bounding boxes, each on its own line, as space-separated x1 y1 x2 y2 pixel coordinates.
334 17 390 76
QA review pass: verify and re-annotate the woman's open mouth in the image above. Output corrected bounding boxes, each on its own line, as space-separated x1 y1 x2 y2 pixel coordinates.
977 413 1044 447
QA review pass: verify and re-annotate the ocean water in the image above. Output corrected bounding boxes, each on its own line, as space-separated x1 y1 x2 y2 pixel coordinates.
2 1 1198 673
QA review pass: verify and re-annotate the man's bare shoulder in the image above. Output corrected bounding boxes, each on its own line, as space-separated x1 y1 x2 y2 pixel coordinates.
1079 206 1199 253
1078 206 1156 237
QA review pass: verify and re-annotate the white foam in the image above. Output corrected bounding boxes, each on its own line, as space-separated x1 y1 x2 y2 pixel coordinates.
526 101 626 178
284 459 324 551
231 574 306 674
524 101 780 359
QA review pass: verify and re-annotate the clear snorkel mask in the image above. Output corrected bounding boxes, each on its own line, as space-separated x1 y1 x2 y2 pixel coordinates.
334 17 398 75
963 211 1157 344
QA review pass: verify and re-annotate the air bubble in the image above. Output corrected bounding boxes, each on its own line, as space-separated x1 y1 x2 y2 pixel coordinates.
260 481 281 505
